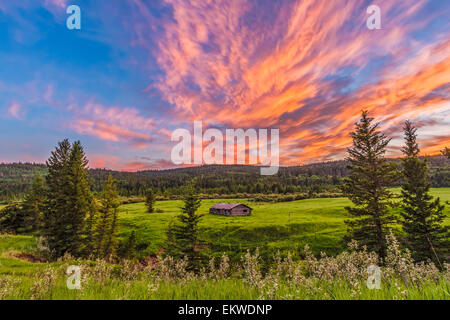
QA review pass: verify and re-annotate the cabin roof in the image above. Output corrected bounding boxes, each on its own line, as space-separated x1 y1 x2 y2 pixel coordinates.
211 203 251 210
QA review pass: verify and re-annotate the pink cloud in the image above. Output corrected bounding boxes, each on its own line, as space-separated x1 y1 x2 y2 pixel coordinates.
70 102 156 148
72 119 153 148
7 101 24 119
128 0 450 163
44 0 68 9
88 154 121 169
88 153 183 172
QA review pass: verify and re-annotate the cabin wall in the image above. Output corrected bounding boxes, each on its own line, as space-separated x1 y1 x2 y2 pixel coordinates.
230 206 251 216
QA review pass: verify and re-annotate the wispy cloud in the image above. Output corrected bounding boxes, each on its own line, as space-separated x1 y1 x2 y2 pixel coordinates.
70 102 156 148
7 101 24 120
129 0 450 164
44 0 67 9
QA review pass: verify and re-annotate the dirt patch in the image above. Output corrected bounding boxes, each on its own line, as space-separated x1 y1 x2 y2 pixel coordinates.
12 252 47 263
140 254 159 269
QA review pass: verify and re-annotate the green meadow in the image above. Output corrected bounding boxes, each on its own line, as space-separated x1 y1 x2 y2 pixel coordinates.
118 188 450 259
1 188 450 260
1 189 449 300
119 198 351 259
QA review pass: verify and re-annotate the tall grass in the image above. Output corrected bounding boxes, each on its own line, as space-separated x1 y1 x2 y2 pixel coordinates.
1 233 449 300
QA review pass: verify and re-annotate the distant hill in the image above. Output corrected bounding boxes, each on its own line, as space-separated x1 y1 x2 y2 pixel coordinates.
1 156 449 201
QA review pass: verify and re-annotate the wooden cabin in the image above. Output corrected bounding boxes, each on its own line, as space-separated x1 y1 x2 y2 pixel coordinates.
209 203 252 216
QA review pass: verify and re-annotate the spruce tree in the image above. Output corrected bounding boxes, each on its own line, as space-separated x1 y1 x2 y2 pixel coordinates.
171 187 204 271
341 111 398 261
43 139 72 258
0 203 26 234
43 140 94 258
82 204 97 258
94 174 120 259
65 141 94 257
400 121 449 267
21 173 46 232
442 147 450 158
164 220 177 257
122 230 137 260
145 188 156 213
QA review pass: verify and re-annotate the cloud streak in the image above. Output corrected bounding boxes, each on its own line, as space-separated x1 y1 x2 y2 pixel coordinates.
130 0 450 165
70 102 156 148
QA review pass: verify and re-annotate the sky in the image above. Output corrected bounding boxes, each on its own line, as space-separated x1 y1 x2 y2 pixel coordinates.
0 0 449 171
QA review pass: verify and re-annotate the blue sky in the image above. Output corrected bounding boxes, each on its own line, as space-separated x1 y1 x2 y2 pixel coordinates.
0 0 449 170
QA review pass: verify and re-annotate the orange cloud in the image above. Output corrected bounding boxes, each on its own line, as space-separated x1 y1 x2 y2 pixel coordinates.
137 0 449 164
70 102 155 148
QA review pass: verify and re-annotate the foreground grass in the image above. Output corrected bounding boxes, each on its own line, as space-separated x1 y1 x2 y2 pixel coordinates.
2 276 449 300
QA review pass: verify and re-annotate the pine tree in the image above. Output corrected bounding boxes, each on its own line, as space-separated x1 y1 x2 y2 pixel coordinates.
0 203 26 234
21 173 46 232
94 174 120 259
65 141 94 257
104 203 119 259
82 203 97 258
145 188 156 213
43 139 72 258
171 187 204 271
164 220 177 257
341 111 398 261
400 121 449 267
43 139 94 258
442 147 450 158
122 230 137 260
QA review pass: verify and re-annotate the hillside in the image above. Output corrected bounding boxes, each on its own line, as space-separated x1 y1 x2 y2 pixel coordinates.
1 156 449 201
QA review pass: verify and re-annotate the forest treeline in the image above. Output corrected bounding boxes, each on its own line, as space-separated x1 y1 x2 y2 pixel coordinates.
1 155 449 201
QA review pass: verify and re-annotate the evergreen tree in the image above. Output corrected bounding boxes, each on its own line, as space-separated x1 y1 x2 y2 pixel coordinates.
442 147 450 159
164 220 177 257
65 141 95 257
122 230 137 260
171 187 204 271
94 174 120 259
82 203 97 258
400 121 449 267
341 111 398 261
145 188 156 213
104 203 119 259
0 203 26 234
21 173 46 232
43 139 72 258
43 139 94 258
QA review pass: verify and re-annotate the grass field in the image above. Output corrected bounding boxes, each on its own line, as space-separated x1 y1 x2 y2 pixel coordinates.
118 188 450 259
119 197 352 258
1 189 449 300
